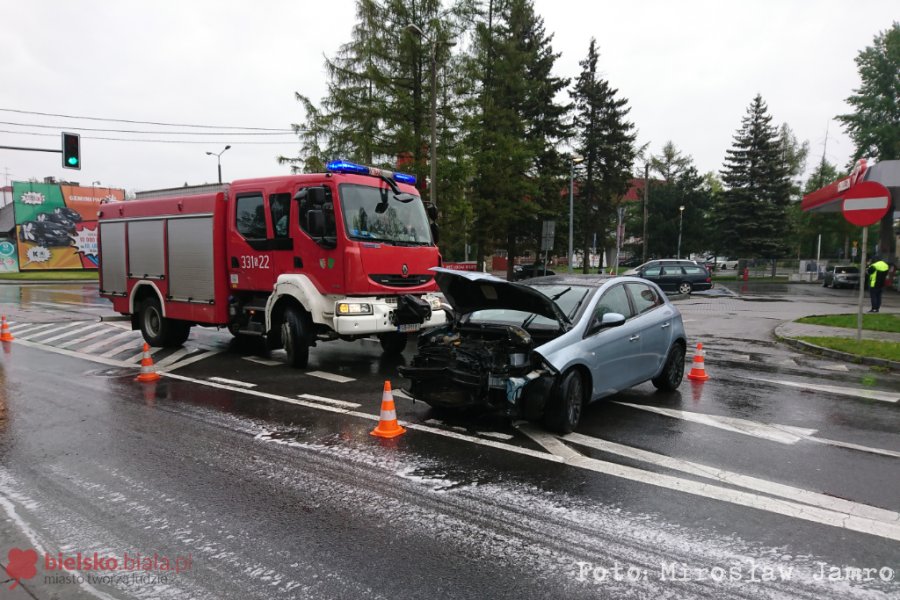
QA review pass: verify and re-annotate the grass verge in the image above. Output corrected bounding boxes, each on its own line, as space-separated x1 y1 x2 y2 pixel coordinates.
0 270 99 281
797 313 900 333
797 336 900 363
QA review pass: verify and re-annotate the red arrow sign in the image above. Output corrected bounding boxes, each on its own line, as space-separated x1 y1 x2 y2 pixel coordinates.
842 181 891 227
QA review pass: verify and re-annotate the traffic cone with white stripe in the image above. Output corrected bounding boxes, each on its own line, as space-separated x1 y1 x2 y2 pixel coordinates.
0 316 13 342
686 343 710 381
135 343 161 383
371 380 406 439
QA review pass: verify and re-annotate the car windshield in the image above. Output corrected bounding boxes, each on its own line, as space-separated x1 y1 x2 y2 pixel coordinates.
466 284 591 328
340 183 432 246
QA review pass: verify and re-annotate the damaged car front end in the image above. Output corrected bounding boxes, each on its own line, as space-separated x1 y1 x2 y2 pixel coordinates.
398 268 585 420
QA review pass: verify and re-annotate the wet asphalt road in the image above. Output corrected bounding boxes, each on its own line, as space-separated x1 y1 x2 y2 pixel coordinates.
0 281 898 599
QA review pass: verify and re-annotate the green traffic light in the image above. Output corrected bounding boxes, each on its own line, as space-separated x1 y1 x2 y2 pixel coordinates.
68 157 78 166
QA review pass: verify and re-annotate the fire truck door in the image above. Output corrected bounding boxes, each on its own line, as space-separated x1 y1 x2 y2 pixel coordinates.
228 191 283 292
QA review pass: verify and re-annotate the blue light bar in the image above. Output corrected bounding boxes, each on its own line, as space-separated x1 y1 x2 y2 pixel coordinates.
325 159 417 186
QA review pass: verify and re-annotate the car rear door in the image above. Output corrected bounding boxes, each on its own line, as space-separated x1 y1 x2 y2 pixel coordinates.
657 266 683 292
625 282 674 379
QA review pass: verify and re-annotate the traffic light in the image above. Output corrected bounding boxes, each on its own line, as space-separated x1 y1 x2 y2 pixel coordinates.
62 132 80 170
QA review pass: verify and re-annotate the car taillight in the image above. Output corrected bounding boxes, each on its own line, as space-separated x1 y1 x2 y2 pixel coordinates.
706 277 711 283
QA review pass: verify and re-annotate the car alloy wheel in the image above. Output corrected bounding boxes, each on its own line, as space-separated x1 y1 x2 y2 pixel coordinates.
678 282 692 295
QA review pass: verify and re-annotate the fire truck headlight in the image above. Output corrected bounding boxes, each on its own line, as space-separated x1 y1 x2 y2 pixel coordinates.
428 297 442 311
337 302 373 316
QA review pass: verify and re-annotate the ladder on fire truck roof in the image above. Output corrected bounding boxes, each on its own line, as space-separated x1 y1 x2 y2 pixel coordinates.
134 183 229 200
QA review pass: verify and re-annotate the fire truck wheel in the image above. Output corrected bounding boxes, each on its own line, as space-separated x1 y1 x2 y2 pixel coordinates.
139 296 190 347
281 308 310 368
378 332 408 355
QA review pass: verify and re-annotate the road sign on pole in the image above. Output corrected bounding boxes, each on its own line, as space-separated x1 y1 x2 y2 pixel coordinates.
841 181 891 226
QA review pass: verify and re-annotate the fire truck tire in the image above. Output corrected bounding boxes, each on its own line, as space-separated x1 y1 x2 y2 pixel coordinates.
139 296 190 347
378 332 408 355
281 307 310 368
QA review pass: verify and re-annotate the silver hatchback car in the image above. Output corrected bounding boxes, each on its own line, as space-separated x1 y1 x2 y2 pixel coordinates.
399 268 688 433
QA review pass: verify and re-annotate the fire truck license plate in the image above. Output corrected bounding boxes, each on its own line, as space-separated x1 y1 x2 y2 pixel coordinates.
397 323 421 333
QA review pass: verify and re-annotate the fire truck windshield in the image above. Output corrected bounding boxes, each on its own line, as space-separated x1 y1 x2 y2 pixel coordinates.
340 183 432 246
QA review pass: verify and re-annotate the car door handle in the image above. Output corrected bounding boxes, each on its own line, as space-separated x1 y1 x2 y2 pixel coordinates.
661 322 670 329
629 334 640 342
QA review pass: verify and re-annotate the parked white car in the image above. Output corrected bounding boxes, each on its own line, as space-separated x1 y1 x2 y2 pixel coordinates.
718 258 739 270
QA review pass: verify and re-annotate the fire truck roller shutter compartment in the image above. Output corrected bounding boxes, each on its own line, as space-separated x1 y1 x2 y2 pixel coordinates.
167 216 215 303
127 220 166 279
100 221 127 295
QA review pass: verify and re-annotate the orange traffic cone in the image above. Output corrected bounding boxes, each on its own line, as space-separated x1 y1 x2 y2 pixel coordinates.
135 343 161 383
0 316 13 342
371 381 406 439
687 343 710 381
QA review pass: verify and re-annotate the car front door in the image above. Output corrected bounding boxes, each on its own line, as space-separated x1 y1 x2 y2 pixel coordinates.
579 283 642 398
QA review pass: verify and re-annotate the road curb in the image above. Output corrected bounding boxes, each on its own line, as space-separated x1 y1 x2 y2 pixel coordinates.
773 323 899 370
0 279 99 285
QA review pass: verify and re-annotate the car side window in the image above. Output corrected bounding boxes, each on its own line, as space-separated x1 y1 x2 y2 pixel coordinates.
643 266 661 277
626 283 662 314
683 266 705 275
594 285 634 322
235 194 267 240
661 266 684 276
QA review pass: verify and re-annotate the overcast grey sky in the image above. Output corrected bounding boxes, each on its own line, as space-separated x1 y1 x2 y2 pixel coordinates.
0 1 895 193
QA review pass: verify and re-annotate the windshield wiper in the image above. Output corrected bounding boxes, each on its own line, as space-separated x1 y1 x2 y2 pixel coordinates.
550 287 572 301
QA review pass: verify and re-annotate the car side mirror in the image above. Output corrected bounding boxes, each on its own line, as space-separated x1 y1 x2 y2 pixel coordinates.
588 312 626 336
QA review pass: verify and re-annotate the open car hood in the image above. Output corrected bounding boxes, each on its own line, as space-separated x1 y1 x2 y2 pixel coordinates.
431 267 569 325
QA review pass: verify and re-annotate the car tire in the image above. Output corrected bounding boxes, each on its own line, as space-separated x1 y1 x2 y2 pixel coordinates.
139 296 190 347
379 331 408 355
652 343 686 391
543 369 585 434
281 307 310 368
678 282 692 295
822 280 829 287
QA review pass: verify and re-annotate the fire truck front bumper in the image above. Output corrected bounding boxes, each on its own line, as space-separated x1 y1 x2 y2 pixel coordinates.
332 294 447 336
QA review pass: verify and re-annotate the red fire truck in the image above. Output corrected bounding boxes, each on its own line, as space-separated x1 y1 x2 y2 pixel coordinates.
98 161 446 367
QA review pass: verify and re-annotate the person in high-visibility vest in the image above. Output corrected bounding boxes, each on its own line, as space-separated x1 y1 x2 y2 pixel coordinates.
866 256 890 313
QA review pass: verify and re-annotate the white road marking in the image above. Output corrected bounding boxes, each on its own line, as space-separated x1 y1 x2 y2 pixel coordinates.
615 402 816 444
297 393 361 409
208 376 257 389
563 432 900 524
477 431 515 441
126 345 167 363
57 326 113 349
80 330 138 353
11 337 132 368
242 356 283 367
153 347 193 369
822 364 850 372
514 423 583 460
779 358 798 366
109 321 133 331
743 376 899 403
163 349 222 371
805 435 900 459
38 323 103 344
307 370 356 383
20 322 87 340
101 339 146 358
10 323 63 336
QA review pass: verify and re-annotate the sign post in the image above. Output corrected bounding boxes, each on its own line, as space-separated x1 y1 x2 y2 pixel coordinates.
841 181 891 341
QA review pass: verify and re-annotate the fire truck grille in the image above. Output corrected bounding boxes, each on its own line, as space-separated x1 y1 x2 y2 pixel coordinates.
369 274 433 288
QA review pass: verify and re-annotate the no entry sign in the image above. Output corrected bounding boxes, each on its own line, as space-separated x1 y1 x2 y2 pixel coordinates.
842 181 891 226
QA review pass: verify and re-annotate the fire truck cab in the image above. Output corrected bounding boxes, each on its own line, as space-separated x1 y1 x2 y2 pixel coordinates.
99 161 446 367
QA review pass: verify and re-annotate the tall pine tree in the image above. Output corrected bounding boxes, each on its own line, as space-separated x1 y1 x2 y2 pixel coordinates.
570 38 636 272
718 95 791 262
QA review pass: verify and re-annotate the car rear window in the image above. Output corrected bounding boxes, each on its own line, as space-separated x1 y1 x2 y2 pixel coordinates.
835 267 859 274
683 266 706 275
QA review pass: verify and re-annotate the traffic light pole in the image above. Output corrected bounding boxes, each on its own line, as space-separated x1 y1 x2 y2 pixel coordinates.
0 145 62 153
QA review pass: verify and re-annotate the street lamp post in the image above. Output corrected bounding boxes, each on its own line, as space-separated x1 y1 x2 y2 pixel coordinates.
205 145 231 184
677 205 685 259
92 180 100 200
568 156 583 271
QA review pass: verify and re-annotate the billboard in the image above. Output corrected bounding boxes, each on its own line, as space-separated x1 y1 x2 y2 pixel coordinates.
13 182 124 270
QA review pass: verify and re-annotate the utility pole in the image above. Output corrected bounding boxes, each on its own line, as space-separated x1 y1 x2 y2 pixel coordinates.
642 162 650 263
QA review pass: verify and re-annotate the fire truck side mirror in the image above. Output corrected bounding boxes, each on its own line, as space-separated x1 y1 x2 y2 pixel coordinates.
430 222 440 244
427 204 438 221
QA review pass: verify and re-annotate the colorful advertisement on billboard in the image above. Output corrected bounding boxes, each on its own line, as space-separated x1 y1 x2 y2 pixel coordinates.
0 240 19 273
13 182 124 270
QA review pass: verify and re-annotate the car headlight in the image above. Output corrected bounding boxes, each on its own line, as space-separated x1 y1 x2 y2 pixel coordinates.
337 302 373 316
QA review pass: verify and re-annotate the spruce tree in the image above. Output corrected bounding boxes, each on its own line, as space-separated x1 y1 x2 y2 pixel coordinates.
719 95 791 261
571 38 636 272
